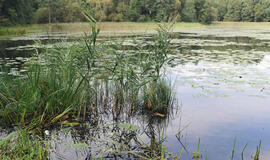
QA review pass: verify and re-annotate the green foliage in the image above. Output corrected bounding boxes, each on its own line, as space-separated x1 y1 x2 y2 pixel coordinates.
241 0 255 22
194 0 206 20
211 0 227 21
0 0 38 25
35 7 49 23
126 0 142 22
143 79 174 114
198 2 216 24
0 130 47 160
254 140 262 160
108 13 124 22
181 0 197 22
224 0 242 21
0 59 88 129
44 0 84 23
254 0 270 22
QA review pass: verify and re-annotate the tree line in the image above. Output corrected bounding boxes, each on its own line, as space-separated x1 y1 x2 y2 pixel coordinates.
1 0 270 26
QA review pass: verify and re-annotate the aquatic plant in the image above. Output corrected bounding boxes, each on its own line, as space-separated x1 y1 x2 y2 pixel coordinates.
0 130 47 160
254 140 262 160
143 79 175 115
0 60 88 130
241 143 248 160
192 138 202 159
231 137 236 160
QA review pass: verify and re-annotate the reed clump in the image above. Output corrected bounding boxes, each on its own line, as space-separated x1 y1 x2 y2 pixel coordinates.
0 12 176 133
143 79 175 115
0 61 88 130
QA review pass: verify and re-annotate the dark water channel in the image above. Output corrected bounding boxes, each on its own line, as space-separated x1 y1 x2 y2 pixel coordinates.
1 29 270 159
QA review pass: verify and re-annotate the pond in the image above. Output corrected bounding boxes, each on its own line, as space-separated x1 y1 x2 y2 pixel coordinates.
1 26 270 159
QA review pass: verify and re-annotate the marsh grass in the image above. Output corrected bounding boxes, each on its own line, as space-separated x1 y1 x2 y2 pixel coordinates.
143 79 175 115
0 62 88 130
0 130 47 160
254 140 262 160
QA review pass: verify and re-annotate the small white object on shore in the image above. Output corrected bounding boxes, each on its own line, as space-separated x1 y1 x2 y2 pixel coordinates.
45 130 50 136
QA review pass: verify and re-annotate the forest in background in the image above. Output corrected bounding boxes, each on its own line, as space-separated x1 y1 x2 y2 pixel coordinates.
1 0 270 26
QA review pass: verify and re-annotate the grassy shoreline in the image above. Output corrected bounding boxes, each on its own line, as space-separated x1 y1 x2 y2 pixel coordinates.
1 22 270 37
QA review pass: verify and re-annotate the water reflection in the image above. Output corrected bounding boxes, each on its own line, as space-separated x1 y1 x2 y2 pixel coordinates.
47 107 179 159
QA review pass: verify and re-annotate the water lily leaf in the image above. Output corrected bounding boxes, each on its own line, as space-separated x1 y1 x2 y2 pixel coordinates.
72 143 89 150
117 123 138 131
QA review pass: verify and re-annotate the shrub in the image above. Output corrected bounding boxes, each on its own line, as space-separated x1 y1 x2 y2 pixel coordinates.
35 8 49 24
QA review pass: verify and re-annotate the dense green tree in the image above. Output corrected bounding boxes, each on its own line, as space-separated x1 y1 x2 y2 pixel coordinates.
0 0 38 25
254 0 270 22
224 0 242 21
210 0 228 21
109 1 128 21
36 0 84 23
191 0 215 24
241 0 255 21
180 0 196 22
199 2 217 24
194 0 206 21
126 0 142 21
254 1 265 21
152 0 181 21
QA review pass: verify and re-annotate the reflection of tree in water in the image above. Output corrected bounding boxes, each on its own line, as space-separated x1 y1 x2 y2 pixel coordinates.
48 93 179 160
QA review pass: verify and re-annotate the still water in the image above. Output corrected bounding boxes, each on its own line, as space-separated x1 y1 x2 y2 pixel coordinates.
1 27 270 159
